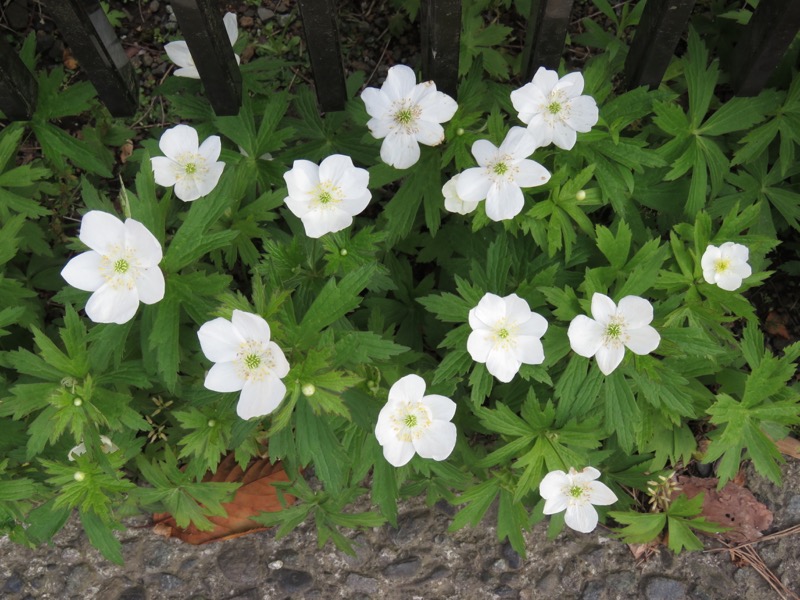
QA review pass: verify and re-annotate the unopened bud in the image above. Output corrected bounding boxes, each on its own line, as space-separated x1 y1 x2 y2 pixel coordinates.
456 127 465 136
73 398 83 407
301 384 316 397
73 471 86 482
339 248 348 256
207 419 216 428
576 190 587 201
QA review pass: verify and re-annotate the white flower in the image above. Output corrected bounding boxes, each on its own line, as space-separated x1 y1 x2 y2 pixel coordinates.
467 293 548 383
701 242 752 291
539 467 618 533
568 293 660 376
455 127 551 221
197 310 290 420
150 124 225 202
442 174 479 215
283 155 371 238
510 66 599 150
375 374 457 467
164 12 240 79
361 64 458 169
61 211 165 324
68 435 119 461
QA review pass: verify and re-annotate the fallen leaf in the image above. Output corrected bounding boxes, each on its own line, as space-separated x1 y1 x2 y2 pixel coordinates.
764 311 791 340
119 140 134 164
153 453 295 544
774 436 800 459
63 48 78 70
675 476 773 544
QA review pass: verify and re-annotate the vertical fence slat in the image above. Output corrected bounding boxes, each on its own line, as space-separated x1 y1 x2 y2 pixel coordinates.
729 0 800 96
0 37 37 120
296 0 347 112
624 0 696 90
169 0 242 115
420 0 461 99
44 0 138 117
521 0 575 80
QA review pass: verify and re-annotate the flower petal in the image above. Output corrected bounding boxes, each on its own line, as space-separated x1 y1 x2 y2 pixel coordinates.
381 438 415 467
381 132 420 169
564 503 599 533
198 317 243 362
237 377 286 419
223 12 238 46
204 361 244 392
124 218 162 266
418 91 458 124
485 181 524 221
515 159 551 188
389 374 426 404
415 119 445 146
79 211 126 255
413 420 456 461
573 466 601 482
516 336 545 366
551 121 577 150
61 251 105 292
586 481 618 506
85 284 140 324
590 293 617 324
285 159 320 198
532 66 559 95
151 157 180 187
383 65 417 101
173 66 201 79
174 176 203 202
164 41 195 70
318 154 355 183
543 495 569 515
625 325 660 355
197 161 225 197
554 72 585 97
539 470 569 499
361 88 391 121
567 315 605 358
198 135 222 162
485 346 521 383
565 95 599 132
503 294 532 325
135 267 165 305
467 330 494 362
159 124 199 159
471 293 506 329
595 344 625 375
517 311 548 338
423 394 456 421
456 167 491 202
499 126 538 160
617 296 654 329
232 309 271 343
265 342 290 378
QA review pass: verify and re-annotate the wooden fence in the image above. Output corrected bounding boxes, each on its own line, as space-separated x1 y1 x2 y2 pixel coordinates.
1 0 799 121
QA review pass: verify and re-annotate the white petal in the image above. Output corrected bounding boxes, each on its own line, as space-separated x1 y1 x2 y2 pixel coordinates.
572 466 601 482
586 481 618 506
726 242 750 263
151 157 180 187
164 41 194 70
124 218 162 266
380 132 420 169
374 408 394 447
514 159 551 188
565 96 599 132
85 284 140 324
285 160 320 197
590 293 617 324
381 438 416 467
223 12 238 46
456 167 491 202
366 115 393 140
539 470 569 499
232 309 271 343
551 122 577 150
339 191 372 218
265 342 290 378
159 124 199 159
617 296 654 329
715 272 743 291
595 344 625 375
61 251 105 292
196 161 225 197
700 245 720 271
361 88 391 121
414 120 445 147
204 361 244 392
532 66 559 95
389 374 426 404
554 72 585 97
503 294 531 325
174 177 203 202
197 317 243 363
625 325 660 355
338 166 370 199
527 117 554 147
79 211 125 255
471 293 506 329
237 377 286 419
485 346 521 383
444 195 479 215
383 65 418 101
413 421 457 461
135 267 165 305
499 126 539 160
564 504 599 533
318 154 354 183
301 210 346 238
471 139 499 167
517 312 548 338
516 336 545 365
198 135 222 162
467 330 494 362
417 91 458 124
567 315 605 357
485 181 524 221
510 83 546 121
543 495 568 515
173 66 201 79
422 394 456 421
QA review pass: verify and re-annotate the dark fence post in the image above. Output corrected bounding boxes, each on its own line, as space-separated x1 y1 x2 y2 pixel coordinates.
728 0 800 96
624 0 696 90
44 0 138 117
521 0 575 80
420 0 461 99
169 0 242 115
0 37 38 120
296 0 347 112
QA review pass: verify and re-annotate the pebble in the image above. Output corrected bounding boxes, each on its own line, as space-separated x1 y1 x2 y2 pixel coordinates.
501 541 522 569
3 572 23 594
268 560 284 570
644 576 687 600
118 586 147 600
5 0 29 30
383 557 421 578
273 568 312 592
148 0 159 13
345 573 379 594
216 542 262 583
257 7 274 21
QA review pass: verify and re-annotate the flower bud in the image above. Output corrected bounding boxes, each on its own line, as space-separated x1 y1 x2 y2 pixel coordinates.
207 419 216 428
73 398 83 407
456 127 465 136
576 190 587 201
301 383 316 397
339 248 348 256
73 471 86 482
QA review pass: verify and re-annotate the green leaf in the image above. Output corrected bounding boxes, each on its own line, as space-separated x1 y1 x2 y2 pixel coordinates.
32 122 113 177
497 488 528 557
79 509 123 565
610 510 666 544
595 221 631 269
604 371 640 453
698 89 780 137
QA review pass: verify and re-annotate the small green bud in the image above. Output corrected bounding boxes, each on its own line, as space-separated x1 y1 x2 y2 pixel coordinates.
73 397 83 407
456 127 465 136
301 383 316 397
207 419 216 428
339 248 348 256
576 190 587 201
73 471 86 482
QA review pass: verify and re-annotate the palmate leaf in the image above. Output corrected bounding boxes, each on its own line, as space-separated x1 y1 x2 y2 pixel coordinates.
609 510 666 544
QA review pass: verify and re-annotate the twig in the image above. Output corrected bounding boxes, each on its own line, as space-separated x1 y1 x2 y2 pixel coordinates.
364 35 391 89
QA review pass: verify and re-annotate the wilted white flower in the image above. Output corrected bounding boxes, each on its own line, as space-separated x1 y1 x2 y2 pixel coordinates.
456 127 551 221
165 12 240 79
283 155 371 238
701 242 752 291
68 435 119 461
540 466 618 533
467 293 548 383
568 293 660 376
442 174 479 215
197 310 290 420
510 66 599 150
151 124 225 202
61 211 165 324
361 64 458 169
375 374 457 467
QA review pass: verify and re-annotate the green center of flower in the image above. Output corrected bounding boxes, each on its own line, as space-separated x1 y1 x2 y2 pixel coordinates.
715 258 730 273
493 162 508 176
395 108 414 125
547 101 562 114
606 323 622 339
404 414 418 428
318 191 333 204
498 328 509 339
569 485 584 499
113 259 129 274
244 353 261 370
185 162 197 174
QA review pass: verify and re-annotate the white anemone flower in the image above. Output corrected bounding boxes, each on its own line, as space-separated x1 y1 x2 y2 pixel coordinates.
283 155 371 238
456 127 551 221
375 374 457 467
467 293 548 383
164 12 240 79
510 66 599 150
68 435 119 461
151 124 225 202
442 174 479 215
701 242 752 291
540 467 618 533
568 293 660 376
197 310 290 420
61 211 165 325
361 64 458 169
